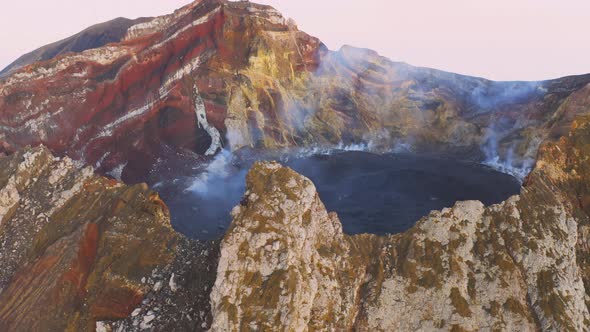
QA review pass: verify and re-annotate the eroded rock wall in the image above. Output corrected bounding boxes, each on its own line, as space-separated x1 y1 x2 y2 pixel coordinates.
210 162 372 331
2 122 589 331
1 0 589 182
211 115 590 331
0 146 218 332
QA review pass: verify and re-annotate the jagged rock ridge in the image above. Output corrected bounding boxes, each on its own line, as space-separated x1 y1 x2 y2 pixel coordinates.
2 118 590 331
211 114 590 331
0 146 219 331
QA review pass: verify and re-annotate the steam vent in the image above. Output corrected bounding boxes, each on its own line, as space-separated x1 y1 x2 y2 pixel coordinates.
1 0 590 331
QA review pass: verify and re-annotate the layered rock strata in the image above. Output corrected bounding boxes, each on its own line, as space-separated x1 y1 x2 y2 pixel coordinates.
0 146 218 331
1 0 589 182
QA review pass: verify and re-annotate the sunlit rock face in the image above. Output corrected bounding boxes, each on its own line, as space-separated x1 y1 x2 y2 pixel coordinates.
0 146 219 331
1 0 589 183
210 162 365 331
211 114 590 331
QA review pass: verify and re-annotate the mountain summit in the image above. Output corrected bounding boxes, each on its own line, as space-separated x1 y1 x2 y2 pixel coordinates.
1 0 589 183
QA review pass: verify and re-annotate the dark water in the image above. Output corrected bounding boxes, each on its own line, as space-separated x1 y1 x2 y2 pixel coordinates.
154 151 521 239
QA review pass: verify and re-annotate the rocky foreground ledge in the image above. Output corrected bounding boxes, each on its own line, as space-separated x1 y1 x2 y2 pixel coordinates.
0 146 219 331
211 117 590 331
0 117 590 331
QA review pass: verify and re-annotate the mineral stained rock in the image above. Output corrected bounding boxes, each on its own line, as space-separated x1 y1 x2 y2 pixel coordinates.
1 0 590 331
1 0 590 182
0 146 219 332
3 123 589 331
211 115 590 331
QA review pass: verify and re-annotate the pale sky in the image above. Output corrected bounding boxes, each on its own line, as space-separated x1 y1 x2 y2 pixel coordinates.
1 0 589 81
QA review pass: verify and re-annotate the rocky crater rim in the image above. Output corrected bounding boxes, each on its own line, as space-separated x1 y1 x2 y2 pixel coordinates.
228 160 520 237
209 115 590 330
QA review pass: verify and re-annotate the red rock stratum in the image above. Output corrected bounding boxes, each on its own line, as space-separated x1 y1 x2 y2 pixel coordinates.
1 0 589 182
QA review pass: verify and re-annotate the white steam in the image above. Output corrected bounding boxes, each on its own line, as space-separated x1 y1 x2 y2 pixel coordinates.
482 129 534 182
186 150 234 194
484 154 533 181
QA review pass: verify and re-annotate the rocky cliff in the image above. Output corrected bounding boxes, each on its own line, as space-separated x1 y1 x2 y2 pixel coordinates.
1 0 590 331
210 114 590 331
2 121 590 331
1 0 589 182
0 146 219 331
